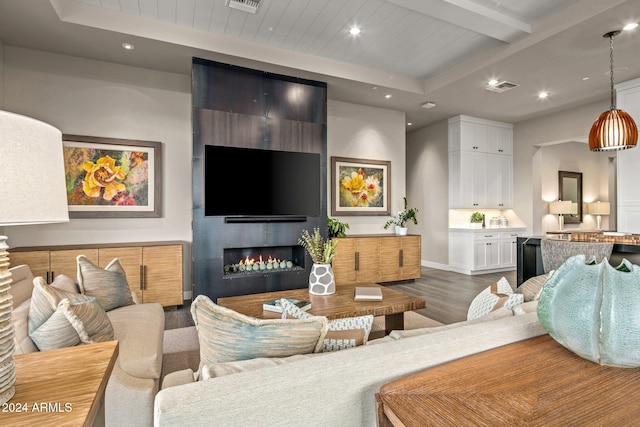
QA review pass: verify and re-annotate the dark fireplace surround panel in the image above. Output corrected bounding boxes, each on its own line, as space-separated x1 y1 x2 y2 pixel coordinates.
192 58 328 301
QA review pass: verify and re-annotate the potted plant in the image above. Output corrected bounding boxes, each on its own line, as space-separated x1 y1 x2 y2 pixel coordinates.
327 217 349 238
470 212 484 228
384 197 418 235
299 228 339 295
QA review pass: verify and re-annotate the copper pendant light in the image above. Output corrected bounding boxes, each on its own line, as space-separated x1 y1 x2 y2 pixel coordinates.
589 30 638 151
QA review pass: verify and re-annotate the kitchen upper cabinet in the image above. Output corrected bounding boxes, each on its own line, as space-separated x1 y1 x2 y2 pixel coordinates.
448 115 514 209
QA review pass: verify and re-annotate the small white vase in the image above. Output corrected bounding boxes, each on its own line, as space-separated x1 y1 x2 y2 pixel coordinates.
309 263 335 295
396 226 408 236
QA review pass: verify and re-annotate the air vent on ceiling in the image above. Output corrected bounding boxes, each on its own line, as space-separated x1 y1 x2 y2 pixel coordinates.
225 0 261 14
486 81 519 93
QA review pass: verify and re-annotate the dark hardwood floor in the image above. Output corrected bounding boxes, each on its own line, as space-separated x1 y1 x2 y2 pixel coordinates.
388 267 516 325
164 267 517 329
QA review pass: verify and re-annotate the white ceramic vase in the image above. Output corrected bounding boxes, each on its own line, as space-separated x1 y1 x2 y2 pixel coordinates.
309 263 335 295
395 226 408 235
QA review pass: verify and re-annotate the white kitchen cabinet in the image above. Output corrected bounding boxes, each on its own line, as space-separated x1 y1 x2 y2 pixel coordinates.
449 228 525 275
448 115 514 209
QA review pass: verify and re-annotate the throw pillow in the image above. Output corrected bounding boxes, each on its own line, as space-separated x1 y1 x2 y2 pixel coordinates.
467 277 524 320
190 295 328 367
77 255 134 311
50 274 80 293
201 354 320 380
514 271 554 302
28 277 114 351
279 298 374 352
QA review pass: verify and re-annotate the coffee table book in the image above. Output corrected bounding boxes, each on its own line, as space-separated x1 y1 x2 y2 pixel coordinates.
262 298 311 313
354 286 383 301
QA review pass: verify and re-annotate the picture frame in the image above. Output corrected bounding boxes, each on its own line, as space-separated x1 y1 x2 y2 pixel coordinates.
331 156 390 216
62 134 162 218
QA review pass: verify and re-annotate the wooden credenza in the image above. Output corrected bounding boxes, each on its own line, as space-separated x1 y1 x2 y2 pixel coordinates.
331 235 421 285
10 241 183 307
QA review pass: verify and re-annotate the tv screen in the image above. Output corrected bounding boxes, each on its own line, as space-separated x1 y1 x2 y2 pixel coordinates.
205 145 321 217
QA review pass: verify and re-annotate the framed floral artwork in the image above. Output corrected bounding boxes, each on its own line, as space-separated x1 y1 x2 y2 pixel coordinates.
62 135 162 218
331 156 390 216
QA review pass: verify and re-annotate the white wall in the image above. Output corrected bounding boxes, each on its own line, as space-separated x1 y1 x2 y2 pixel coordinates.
2 47 193 294
513 99 611 236
538 141 611 232
406 120 449 269
327 100 407 235
2 48 404 296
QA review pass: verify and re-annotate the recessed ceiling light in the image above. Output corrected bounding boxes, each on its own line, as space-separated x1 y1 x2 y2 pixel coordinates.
421 101 436 109
582 76 590 81
488 79 499 86
623 22 638 31
407 122 413 126
385 94 392 99
538 91 549 99
371 86 378 90
122 43 135 50
349 26 361 35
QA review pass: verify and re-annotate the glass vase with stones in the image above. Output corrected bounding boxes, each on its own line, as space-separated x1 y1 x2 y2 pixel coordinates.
309 263 335 295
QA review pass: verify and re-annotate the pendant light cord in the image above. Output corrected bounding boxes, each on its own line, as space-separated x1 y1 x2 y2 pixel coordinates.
609 34 616 110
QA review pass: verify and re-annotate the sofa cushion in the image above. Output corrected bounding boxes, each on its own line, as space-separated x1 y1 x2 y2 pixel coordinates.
279 298 373 352
50 274 80 293
190 295 328 367
107 302 164 379
12 298 37 354
77 255 134 311
202 354 320 379
467 277 523 320
8 264 34 307
386 307 514 340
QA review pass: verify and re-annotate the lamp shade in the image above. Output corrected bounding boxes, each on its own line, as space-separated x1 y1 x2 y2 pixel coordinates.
588 201 611 216
589 109 638 151
549 200 573 215
0 111 69 225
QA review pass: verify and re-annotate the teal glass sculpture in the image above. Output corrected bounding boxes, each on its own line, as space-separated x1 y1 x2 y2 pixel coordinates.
537 254 640 367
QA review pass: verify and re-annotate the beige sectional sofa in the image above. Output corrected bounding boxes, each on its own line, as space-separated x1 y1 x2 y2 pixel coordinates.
9 264 165 427
155 307 546 426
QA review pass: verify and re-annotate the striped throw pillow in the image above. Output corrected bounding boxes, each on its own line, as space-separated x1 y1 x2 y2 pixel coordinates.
190 295 328 368
28 277 114 351
77 255 134 311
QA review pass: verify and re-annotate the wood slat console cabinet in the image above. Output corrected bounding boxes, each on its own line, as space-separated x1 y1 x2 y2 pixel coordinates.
10 241 183 307
332 235 421 285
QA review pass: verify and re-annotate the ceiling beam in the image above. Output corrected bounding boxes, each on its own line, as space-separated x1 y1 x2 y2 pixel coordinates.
385 0 531 43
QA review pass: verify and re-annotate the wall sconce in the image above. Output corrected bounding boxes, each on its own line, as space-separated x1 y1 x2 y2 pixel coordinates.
588 201 610 231
549 200 573 231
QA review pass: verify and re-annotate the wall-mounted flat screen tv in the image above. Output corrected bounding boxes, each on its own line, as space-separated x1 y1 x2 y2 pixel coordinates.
204 145 321 217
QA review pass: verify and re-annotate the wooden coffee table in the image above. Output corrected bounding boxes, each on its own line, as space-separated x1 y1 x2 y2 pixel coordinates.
376 334 640 426
217 283 425 335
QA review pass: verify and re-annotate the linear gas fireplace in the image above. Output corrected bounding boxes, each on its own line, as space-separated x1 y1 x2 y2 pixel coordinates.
223 246 305 278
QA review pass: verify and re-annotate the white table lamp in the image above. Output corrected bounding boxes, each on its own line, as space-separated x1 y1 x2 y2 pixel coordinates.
588 201 610 231
549 200 573 231
0 110 69 404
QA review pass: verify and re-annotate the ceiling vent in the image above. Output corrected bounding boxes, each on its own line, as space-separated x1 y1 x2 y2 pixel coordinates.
486 81 519 93
225 0 261 14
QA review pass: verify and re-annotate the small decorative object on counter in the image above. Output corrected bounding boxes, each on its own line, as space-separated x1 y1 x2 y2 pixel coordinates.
538 254 640 367
299 228 338 295
383 197 419 235
470 212 484 228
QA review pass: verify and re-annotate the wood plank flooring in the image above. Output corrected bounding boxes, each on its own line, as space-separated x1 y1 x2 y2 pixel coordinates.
387 267 516 325
164 267 516 329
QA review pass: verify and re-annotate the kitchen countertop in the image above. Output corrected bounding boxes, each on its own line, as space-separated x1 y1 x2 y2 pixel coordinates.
449 226 526 231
